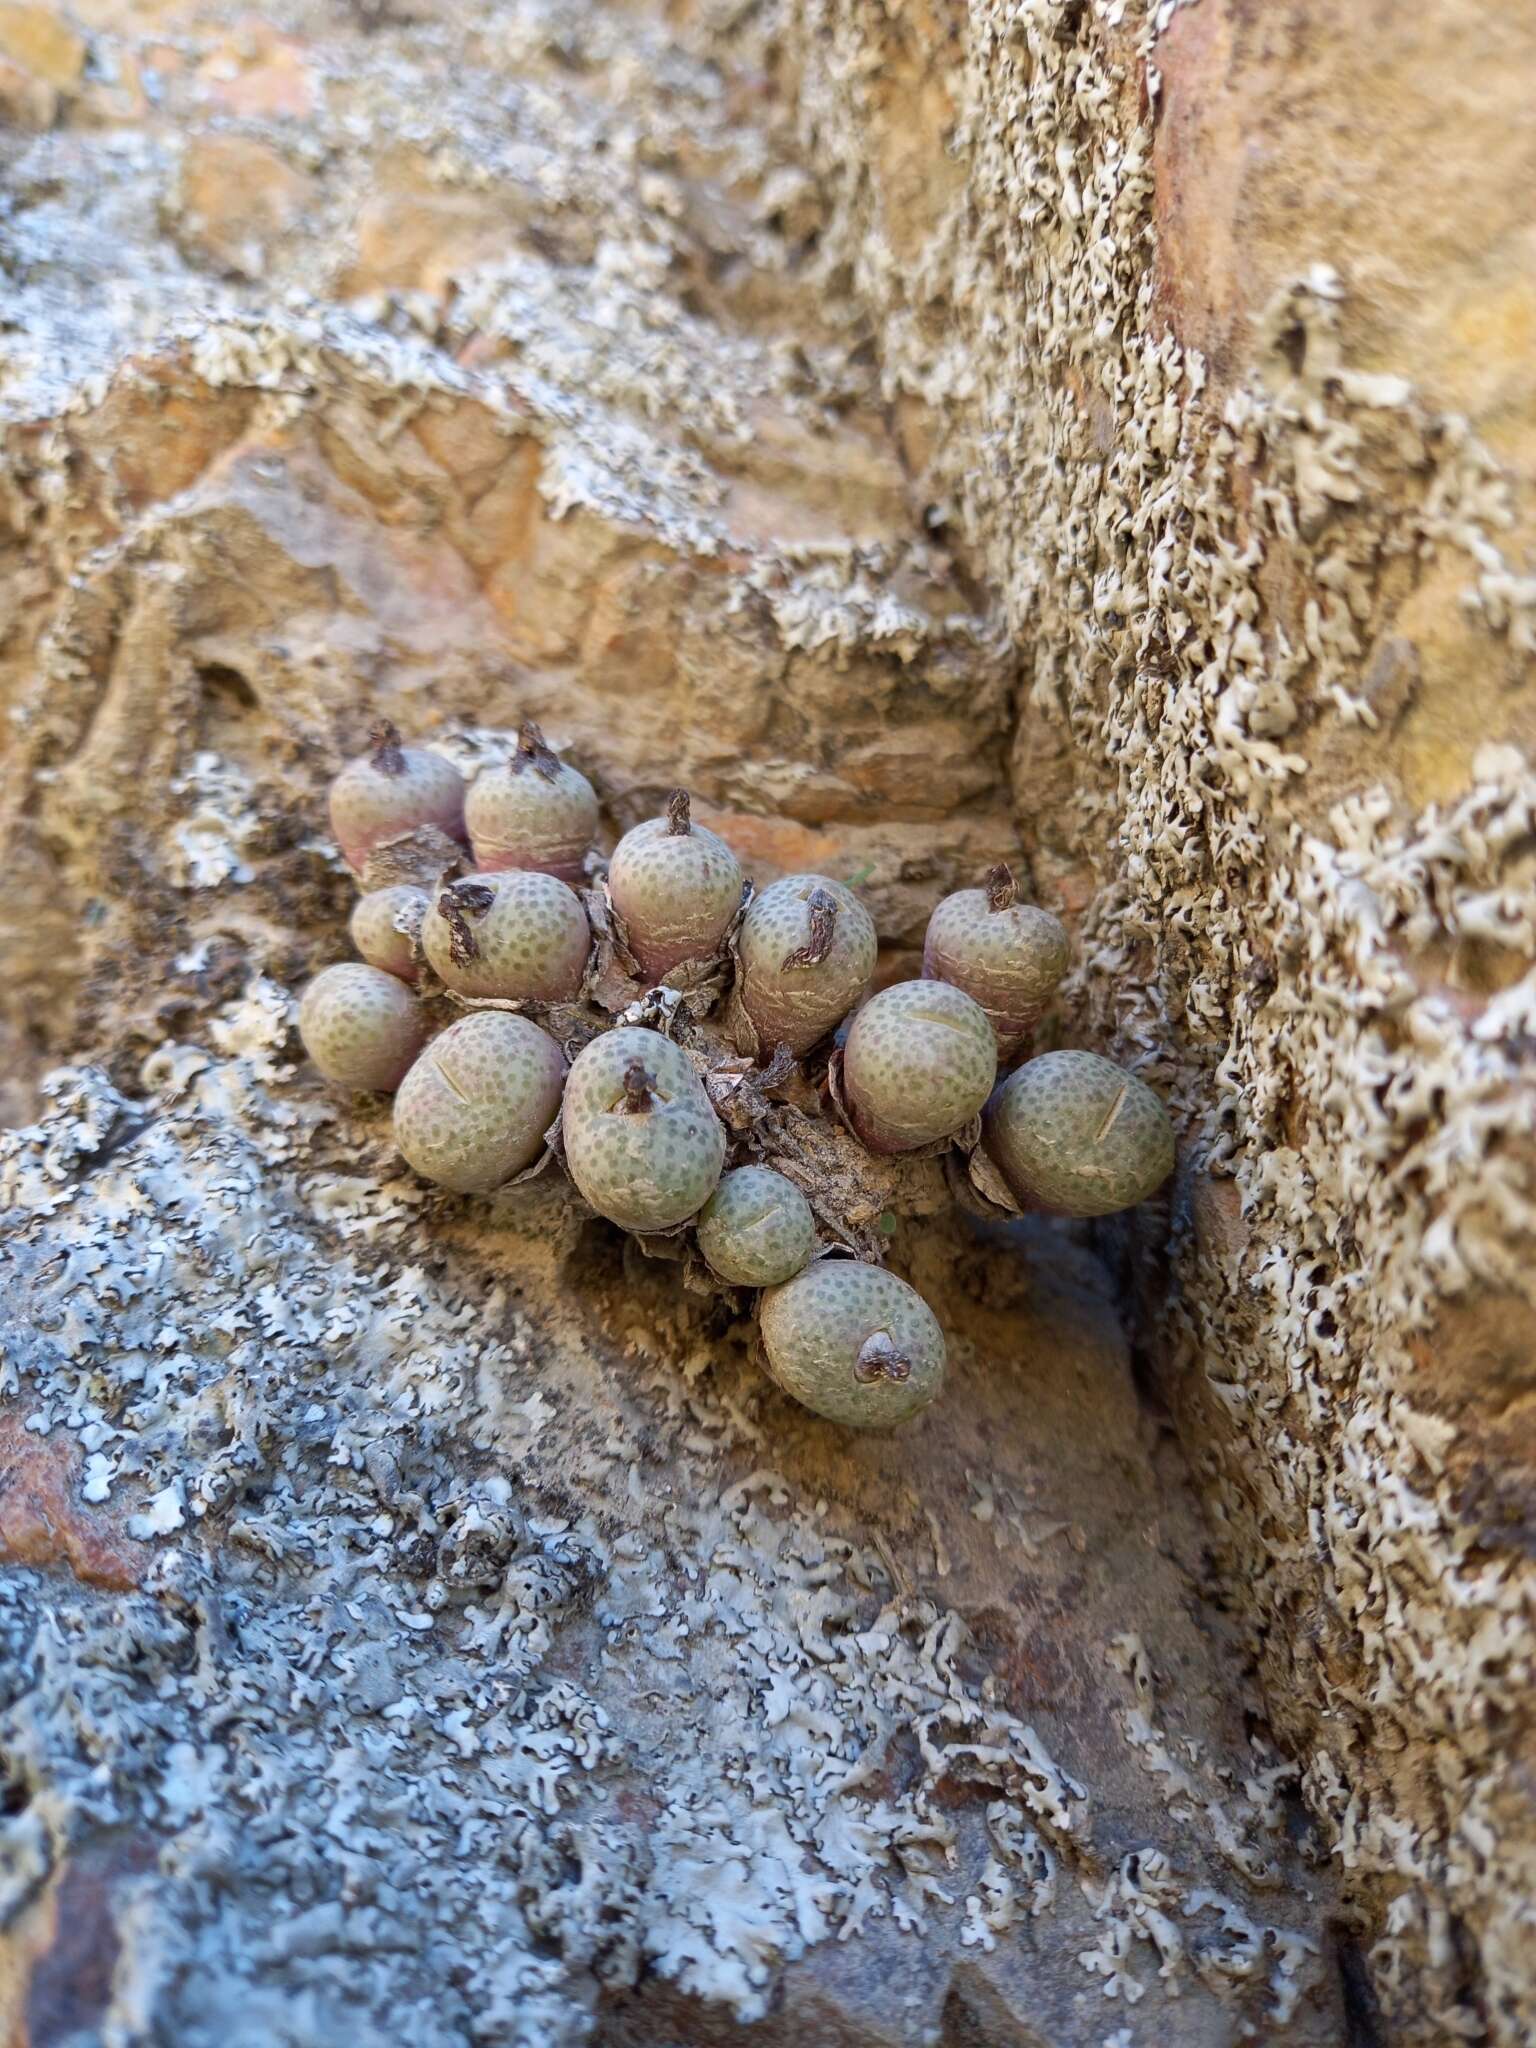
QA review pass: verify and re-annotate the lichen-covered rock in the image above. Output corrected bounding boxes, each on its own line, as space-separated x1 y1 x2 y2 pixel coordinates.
758 1259 945 1428
842 979 997 1154
349 884 429 983
922 865 1069 1057
1 0 1531 2037
297 962 430 1092
607 789 744 981
696 1165 817 1286
421 872 590 1003
393 1011 564 1192
464 722 599 885
562 1025 725 1230
328 723 466 874
984 1050 1174 1219
735 873 876 1056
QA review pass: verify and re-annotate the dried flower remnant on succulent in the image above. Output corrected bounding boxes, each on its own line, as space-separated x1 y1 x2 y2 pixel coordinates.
759 1260 945 1428
735 874 877 1057
421 871 590 1002
562 1025 726 1231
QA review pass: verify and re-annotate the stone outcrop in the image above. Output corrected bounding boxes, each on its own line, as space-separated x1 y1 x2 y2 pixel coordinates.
765 2 1536 2040
0 1 1532 2043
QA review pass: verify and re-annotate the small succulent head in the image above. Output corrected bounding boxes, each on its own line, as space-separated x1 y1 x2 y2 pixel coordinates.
464 721 600 886
842 979 997 1154
983 1049 1175 1217
420 870 590 1002
736 873 877 1057
696 1165 817 1287
922 864 1069 1058
607 789 745 981
757 1260 946 1428
298 962 430 1092
393 1011 565 1193
562 1025 726 1231
328 721 466 874
349 885 430 983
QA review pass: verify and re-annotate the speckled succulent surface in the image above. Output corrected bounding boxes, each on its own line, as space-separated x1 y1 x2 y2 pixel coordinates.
735 875 878 1056
464 726 600 887
562 1026 726 1231
759 1261 946 1429
421 871 591 1003
923 876 1069 1058
349 884 429 983
607 796 743 981
297 962 430 1092
842 980 997 1154
984 1052 1176 1220
393 1010 565 1193
695 1166 818 1288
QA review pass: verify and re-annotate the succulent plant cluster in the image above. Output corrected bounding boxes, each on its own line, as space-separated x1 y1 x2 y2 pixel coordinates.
298 720 1176 1429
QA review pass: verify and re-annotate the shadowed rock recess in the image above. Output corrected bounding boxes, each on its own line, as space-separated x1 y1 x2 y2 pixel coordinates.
0 2 1530 2044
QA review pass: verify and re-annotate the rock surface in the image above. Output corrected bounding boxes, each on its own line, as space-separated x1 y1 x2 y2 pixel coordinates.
0 1 1531 2044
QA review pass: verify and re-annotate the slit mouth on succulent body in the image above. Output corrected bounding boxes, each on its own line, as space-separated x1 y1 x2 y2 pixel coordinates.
1093 1083 1130 1145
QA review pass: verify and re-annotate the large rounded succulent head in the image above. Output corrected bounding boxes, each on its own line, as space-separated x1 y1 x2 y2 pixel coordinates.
607 790 744 981
983 1049 1174 1217
758 1260 946 1428
328 722 466 874
298 962 429 1092
923 865 1069 1057
842 979 997 1154
393 1011 565 1193
696 1166 817 1287
421 870 590 1002
464 722 599 886
736 873 877 1057
349 885 429 983
562 1025 726 1231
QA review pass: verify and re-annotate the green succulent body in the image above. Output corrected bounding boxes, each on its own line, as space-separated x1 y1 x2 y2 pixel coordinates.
758 1260 946 1428
983 1050 1175 1217
349 885 429 983
393 1012 565 1193
923 882 1069 1057
298 963 429 1092
421 871 590 1002
736 873 877 1056
608 806 743 980
563 1026 726 1231
696 1166 817 1286
842 980 997 1153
